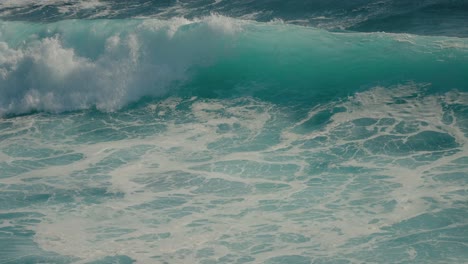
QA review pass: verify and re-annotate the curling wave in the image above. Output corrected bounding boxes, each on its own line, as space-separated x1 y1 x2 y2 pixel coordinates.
0 15 467 116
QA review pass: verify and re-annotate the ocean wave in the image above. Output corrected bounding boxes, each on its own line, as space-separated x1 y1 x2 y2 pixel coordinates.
0 15 467 116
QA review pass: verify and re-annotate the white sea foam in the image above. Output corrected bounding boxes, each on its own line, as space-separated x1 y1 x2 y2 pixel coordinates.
0 16 246 116
0 85 465 263
0 0 109 18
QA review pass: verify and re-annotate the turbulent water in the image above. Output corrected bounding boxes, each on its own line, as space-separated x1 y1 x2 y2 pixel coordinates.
0 1 467 263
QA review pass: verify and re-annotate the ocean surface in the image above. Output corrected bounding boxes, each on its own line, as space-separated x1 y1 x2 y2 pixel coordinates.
0 1 467 263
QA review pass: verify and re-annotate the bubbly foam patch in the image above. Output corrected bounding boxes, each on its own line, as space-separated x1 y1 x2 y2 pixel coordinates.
1 85 467 263
0 17 245 116
0 0 108 18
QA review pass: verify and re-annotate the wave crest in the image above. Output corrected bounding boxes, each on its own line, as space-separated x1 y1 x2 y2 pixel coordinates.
0 16 467 116
0 16 242 115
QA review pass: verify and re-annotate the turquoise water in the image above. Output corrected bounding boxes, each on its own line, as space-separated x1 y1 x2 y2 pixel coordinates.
0 1 467 263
